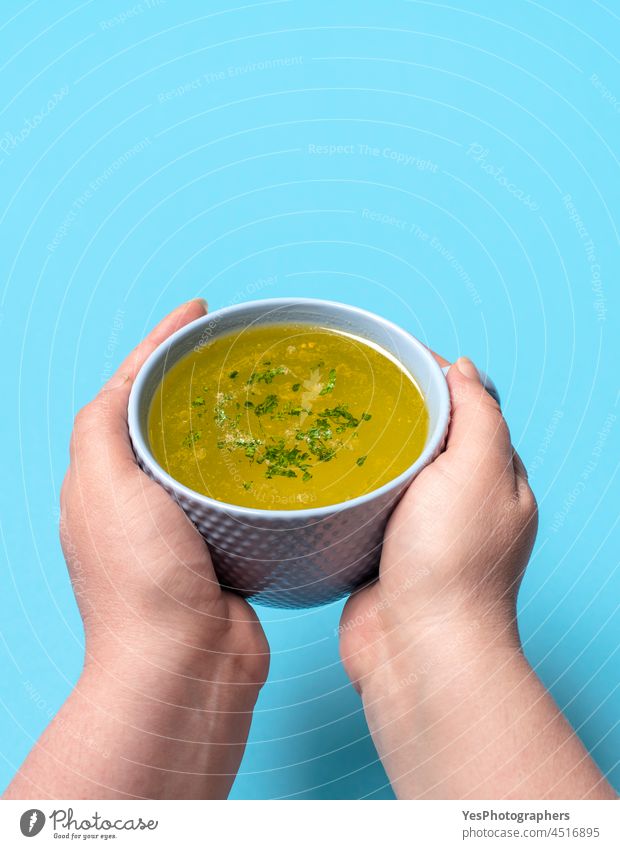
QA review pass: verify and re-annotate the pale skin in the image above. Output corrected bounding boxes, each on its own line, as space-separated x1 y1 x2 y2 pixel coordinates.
4 302 615 799
340 354 616 800
4 300 269 800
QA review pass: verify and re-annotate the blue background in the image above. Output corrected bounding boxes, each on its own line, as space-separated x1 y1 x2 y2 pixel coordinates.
1 0 619 799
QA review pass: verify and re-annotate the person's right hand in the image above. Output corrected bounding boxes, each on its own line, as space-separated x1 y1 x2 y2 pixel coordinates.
340 355 538 683
338 357 613 801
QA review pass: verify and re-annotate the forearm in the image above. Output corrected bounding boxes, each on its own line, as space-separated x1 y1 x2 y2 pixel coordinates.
4 647 260 800
359 616 616 800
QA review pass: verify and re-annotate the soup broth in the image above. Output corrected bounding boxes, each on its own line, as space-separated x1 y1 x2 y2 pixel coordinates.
148 323 429 509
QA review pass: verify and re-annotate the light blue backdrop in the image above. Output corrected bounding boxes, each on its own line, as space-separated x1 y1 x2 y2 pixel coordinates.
1 0 618 799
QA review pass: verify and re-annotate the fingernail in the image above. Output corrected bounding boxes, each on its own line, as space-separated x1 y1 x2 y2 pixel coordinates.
196 298 208 313
456 356 479 380
102 373 130 391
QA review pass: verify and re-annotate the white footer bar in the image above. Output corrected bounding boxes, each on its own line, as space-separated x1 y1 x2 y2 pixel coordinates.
0 799 618 848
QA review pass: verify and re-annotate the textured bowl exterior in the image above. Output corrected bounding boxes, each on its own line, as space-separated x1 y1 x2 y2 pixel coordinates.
128 299 451 608
134 437 446 608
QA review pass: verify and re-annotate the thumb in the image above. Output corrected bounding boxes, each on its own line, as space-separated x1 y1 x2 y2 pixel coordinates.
103 297 208 392
70 299 208 472
444 357 513 474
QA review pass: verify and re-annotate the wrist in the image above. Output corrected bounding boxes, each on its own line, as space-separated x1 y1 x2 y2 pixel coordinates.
352 601 522 698
78 654 262 727
50 642 260 799
82 598 269 693
82 626 266 704
77 641 263 754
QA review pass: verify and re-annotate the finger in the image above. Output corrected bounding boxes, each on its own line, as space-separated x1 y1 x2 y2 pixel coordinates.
443 357 513 476
114 297 208 384
512 448 534 499
70 299 208 471
423 344 450 368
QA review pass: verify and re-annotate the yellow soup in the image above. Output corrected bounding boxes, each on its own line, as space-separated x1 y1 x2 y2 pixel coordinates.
148 324 429 509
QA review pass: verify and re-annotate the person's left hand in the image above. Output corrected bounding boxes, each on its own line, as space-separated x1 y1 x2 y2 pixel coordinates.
5 300 269 800
61 298 269 682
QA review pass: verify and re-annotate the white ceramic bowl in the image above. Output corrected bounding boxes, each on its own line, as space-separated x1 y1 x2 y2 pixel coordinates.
128 299 451 608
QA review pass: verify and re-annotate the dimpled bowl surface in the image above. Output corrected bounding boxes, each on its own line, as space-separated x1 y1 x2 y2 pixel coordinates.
128 299 451 608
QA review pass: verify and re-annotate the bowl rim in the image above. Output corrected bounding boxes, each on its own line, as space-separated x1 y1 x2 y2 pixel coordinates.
127 297 451 519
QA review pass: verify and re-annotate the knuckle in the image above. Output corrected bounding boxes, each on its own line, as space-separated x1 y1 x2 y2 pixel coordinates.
73 402 94 431
458 383 505 428
73 400 102 435
502 488 521 515
467 379 500 409
483 399 507 427
70 401 100 456
522 485 538 520
59 471 70 506
483 407 511 447
470 411 509 454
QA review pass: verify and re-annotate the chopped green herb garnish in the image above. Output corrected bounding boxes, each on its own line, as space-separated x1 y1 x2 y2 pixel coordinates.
150 322 430 508
271 468 296 478
245 441 261 459
298 417 337 461
184 356 377 487
261 439 311 479
322 405 359 428
254 394 278 416
319 368 337 395
247 365 286 385
280 400 307 417
182 430 202 448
